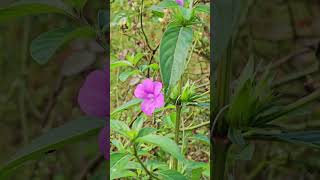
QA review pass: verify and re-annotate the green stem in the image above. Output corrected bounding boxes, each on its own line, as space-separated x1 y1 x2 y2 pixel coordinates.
212 138 229 180
133 144 159 180
173 104 182 170
211 43 232 179
106 159 110 180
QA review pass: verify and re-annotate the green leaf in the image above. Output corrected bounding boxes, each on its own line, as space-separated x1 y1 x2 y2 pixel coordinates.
269 131 320 148
137 127 157 138
150 0 180 14
0 117 104 178
213 0 242 61
193 4 209 14
0 0 72 22
110 61 134 69
110 153 135 179
156 170 188 180
119 70 140 82
160 26 193 88
30 26 95 64
136 134 185 162
110 120 130 138
191 134 210 145
111 98 142 117
132 116 145 131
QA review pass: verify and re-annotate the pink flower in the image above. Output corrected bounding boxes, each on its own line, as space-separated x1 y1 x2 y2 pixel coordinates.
78 68 109 160
176 0 184 6
134 79 165 116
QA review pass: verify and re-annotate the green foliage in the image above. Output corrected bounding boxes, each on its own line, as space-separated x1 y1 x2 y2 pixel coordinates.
136 134 185 162
0 117 104 178
0 0 72 22
156 169 188 180
160 26 193 88
30 26 96 64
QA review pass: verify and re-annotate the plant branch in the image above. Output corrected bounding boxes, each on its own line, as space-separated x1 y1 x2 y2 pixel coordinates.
133 144 160 180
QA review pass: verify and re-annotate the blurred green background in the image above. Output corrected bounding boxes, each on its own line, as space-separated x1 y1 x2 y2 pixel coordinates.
0 0 106 179
230 0 320 179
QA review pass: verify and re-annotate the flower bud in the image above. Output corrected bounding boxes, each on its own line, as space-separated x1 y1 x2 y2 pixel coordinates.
180 81 196 102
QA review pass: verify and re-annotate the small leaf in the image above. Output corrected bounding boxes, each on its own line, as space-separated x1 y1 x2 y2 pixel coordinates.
0 117 104 178
132 116 145 131
160 26 193 88
193 4 209 14
136 134 185 162
111 98 142 117
119 70 140 82
30 26 95 64
191 134 210 145
0 0 72 22
111 61 134 69
156 170 188 180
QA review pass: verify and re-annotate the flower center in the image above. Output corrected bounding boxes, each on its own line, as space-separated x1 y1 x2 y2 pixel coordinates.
146 93 154 100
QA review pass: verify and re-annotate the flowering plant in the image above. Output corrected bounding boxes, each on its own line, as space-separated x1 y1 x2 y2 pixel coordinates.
110 0 210 179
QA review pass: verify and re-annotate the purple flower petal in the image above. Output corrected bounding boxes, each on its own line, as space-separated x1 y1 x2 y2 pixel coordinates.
176 0 184 6
153 81 162 96
141 99 156 116
134 84 147 99
154 93 165 108
78 70 108 118
142 79 154 93
98 126 109 160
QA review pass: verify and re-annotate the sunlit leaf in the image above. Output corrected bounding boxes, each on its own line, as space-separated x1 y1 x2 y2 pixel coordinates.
160 26 193 88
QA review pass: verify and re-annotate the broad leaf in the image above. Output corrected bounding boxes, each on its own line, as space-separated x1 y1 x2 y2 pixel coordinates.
0 117 104 178
110 153 135 179
30 26 96 64
156 170 188 180
160 26 193 88
110 120 131 138
137 127 157 138
136 134 185 162
213 0 242 62
0 0 72 22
